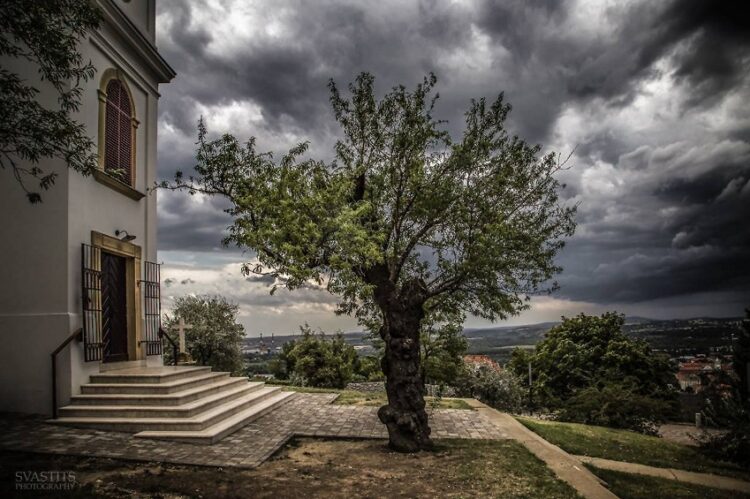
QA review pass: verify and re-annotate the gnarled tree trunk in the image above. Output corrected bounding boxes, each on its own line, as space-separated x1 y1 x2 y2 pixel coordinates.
375 278 432 452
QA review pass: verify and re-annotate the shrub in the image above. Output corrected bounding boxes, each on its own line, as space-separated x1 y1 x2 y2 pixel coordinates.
283 325 358 388
456 366 526 413
509 312 678 433
556 382 672 434
356 355 385 381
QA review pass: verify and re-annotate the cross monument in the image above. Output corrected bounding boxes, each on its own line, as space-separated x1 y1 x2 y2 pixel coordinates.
171 318 193 354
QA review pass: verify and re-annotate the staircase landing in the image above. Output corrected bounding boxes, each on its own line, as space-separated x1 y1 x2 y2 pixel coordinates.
50 366 294 444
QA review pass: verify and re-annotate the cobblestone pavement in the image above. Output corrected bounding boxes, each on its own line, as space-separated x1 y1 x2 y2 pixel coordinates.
0 393 509 469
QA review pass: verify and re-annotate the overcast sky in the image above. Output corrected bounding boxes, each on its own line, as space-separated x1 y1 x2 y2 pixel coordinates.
154 0 750 336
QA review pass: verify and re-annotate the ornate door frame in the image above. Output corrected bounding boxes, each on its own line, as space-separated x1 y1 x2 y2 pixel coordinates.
90 231 144 362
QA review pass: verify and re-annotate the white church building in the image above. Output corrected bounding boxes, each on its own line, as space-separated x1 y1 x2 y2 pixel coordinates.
0 1 291 441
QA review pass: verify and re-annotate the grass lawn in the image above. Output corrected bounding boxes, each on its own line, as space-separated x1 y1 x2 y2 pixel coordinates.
275 383 474 410
516 416 749 481
587 466 750 499
0 439 580 498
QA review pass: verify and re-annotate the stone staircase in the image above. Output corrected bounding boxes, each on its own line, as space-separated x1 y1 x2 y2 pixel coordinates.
50 366 295 444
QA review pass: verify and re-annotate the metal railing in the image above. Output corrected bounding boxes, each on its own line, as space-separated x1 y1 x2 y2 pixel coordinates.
159 327 179 366
51 328 83 419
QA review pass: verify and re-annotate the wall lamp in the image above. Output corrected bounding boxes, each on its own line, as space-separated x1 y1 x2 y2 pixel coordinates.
115 230 136 242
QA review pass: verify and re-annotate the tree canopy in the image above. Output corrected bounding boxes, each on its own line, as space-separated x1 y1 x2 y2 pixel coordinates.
167 72 576 451
510 312 678 432
164 295 245 375
0 0 100 203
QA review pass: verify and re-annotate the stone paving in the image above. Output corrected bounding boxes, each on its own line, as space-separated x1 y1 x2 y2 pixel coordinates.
0 393 508 469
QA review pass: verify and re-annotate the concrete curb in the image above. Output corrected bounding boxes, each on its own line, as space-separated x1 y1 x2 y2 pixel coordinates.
577 455 750 494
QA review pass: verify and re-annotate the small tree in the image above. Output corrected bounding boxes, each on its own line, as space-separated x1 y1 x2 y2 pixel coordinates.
513 312 678 432
283 325 358 388
164 295 245 375
165 73 575 451
0 0 100 202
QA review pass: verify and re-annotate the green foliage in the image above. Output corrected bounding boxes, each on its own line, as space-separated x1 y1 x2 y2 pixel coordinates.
421 316 468 386
700 395 750 467
164 295 245 375
164 70 575 349
356 355 385 381
0 0 100 203
512 312 678 432
267 357 288 379
556 382 672 435
456 365 526 413
699 309 750 466
282 324 358 388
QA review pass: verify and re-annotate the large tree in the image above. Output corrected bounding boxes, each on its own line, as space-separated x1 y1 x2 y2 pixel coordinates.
0 0 99 203
166 73 576 451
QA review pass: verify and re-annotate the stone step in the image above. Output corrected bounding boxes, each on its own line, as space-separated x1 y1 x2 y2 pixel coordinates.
51 386 284 432
135 390 296 444
80 371 229 395
70 376 249 406
58 382 264 418
89 366 212 385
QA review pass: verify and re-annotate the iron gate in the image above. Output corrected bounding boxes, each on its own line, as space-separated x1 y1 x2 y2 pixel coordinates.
82 244 164 360
82 244 103 361
142 260 163 356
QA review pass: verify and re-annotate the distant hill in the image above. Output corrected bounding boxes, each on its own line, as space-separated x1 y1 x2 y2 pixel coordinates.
464 316 743 363
243 316 743 364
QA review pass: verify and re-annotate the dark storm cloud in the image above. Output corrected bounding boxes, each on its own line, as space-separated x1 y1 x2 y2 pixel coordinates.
155 0 750 311
659 1 750 108
157 190 233 251
555 143 750 304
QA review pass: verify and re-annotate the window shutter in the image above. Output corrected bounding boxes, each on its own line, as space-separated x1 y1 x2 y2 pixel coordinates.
103 79 133 185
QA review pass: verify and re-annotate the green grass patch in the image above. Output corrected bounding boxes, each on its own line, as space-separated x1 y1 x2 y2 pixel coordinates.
436 439 582 498
517 417 749 481
587 465 750 499
274 383 473 410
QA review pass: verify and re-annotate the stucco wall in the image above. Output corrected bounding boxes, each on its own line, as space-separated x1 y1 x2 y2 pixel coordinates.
0 1 167 415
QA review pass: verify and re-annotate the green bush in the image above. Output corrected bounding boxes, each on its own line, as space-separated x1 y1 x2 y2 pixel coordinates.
456 366 526 413
556 382 672 434
356 355 385 381
282 325 358 388
508 312 678 433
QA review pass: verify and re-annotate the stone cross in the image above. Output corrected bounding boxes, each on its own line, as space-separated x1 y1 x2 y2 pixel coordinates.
171 318 193 354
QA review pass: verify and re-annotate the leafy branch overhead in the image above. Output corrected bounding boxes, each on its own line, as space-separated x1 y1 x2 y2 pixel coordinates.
164 73 576 325
0 0 100 203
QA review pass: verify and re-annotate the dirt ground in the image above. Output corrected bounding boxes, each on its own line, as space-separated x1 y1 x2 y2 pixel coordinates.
0 438 578 498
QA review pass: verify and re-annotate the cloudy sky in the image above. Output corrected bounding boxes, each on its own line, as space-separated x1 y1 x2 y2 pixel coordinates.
153 0 750 336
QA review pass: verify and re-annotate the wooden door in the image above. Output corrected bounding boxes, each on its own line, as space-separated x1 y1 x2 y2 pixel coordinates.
101 252 128 362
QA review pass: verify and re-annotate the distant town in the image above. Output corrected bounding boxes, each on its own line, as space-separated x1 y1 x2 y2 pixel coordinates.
242 316 742 398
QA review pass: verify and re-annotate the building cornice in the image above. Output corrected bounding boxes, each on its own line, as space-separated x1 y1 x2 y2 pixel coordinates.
94 0 176 84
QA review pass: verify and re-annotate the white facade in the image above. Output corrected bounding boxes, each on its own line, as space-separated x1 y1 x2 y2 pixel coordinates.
0 0 174 415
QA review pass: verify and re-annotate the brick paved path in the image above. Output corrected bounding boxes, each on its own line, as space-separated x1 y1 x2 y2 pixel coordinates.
0 393 508 468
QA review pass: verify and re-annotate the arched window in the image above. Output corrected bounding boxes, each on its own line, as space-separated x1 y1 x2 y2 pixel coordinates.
103 79 133 185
